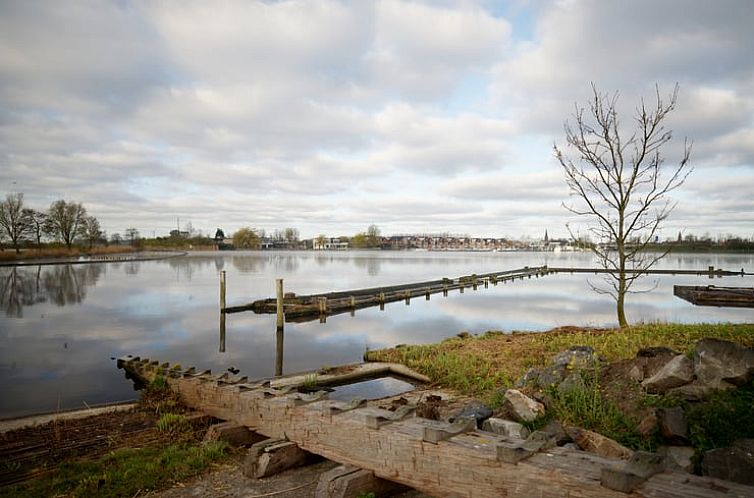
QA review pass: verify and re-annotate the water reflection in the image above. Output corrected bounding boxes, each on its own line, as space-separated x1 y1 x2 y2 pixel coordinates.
0 264 102 317
1 251 753 419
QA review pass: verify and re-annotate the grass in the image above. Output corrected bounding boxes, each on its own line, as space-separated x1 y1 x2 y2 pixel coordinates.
365 323 754 403
0 441 229 498
0 375 229 498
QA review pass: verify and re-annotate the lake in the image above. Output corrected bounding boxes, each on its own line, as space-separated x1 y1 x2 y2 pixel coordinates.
1 250 752 419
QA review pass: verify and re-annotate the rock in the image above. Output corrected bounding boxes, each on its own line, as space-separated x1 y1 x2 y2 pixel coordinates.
502 389 545 423
627 365 644 382
657 407 689 445
516 346 599 389
637 412 658 437
641 354 693 394
562 443 580 451
481 417 530 439
448 400 492 428
557 372 585 394
565 427 634 460
637 346 679 358
551 346 598 369
694 338 754 389
658 446 695 473
666 382 715 402
541 419 571 446
701 439 754 486
416 394 442 420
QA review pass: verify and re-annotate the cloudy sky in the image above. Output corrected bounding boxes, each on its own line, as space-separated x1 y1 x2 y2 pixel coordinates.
1 0 752 240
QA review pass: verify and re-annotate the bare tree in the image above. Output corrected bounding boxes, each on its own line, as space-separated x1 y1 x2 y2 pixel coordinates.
554 84 692 327
23 208 47 248
45 200 87 249
80 216 103 249
124 228 140 246
0 193 31 253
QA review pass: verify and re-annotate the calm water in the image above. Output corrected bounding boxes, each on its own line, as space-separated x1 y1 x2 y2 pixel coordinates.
1 250 752 419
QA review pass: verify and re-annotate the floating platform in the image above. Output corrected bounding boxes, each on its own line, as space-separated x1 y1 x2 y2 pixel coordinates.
225 266 549 321
674 285 754 308
117 356 754 498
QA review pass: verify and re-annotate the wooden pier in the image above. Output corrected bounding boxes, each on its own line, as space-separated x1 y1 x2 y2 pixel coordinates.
674 285 754 308
117 357 754 498
225 266 549 321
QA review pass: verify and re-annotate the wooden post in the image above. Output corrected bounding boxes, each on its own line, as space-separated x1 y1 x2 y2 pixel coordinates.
404 290 410 305
220 270 226 312
379 292 385 311
275 278 284 377
484 279 488 288
443 279 448 297
472 274 478 290
219 313 226 353
276 278 284 331
425 287 431 300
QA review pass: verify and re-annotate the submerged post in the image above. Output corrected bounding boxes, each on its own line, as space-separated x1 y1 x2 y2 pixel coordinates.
219 313 226 353
275 278 284 376
220 270 227 312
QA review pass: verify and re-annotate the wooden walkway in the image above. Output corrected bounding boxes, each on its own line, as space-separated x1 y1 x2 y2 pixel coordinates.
674 285 754 308
225 266 549 321
118 357 754 498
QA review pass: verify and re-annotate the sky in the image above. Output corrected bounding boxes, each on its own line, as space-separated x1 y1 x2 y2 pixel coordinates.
1 0 753 240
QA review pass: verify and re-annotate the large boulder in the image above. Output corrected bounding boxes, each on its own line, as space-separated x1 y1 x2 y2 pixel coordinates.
659 446 695 473
701 439 754 486
565 427 634 460
501 389 545 423
694 339 754 389
641 354 693 394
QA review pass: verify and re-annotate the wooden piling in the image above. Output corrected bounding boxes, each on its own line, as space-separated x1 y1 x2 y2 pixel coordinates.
404 290 410 305
275 278 284 377
220 270 227 312
425 287 430 300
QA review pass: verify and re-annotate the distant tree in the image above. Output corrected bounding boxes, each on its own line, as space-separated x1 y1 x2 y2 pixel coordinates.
124 228 140 246
367 224 381 248
0 193 31 253
284 227 299 246
45 200 87 249
350 232 368 248
110 233 123 245
554 84 691 327
315 234 327 250
232 227 260 249
80 216 103 249
23 208 47 248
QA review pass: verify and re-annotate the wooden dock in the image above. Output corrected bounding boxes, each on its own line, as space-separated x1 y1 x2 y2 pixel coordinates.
117 357 754 498
674 285 754 308
225 266 549 321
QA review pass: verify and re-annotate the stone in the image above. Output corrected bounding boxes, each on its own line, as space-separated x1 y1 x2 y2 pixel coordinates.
657 407 689 445
448 400 493 428
551 346 598 369
415 394 442 420
641 354 693 394
701 439 754 486
627 365 644 382
666 382 716 401
637 412 658 437
502 389 545 423
658 445 695 473
516 364 566 388
694 338 754 389
481 417 530 439
565 427 634 460
557 372 585 395
601 451 666 493
562 442 580 451
541 419 571 446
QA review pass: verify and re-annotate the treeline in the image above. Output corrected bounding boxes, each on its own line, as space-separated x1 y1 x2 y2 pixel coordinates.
0 192 105 253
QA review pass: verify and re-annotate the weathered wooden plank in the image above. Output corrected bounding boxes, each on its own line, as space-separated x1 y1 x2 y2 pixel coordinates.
674 285 754 308
119 358 754 498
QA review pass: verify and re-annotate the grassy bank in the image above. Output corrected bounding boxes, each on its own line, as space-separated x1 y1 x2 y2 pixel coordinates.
0 245 140 262
365 323 754 399
0 378 230 498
